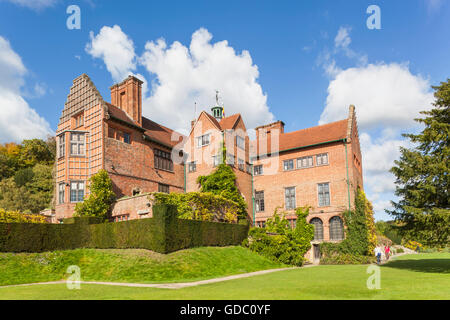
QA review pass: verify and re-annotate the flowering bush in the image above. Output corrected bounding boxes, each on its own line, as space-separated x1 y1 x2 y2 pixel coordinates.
0 208 47 223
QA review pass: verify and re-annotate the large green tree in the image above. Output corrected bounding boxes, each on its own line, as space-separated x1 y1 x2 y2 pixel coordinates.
388 79 450 247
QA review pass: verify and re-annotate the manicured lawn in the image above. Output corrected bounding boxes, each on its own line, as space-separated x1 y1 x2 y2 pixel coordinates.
0 246 284 286
0 253 448 299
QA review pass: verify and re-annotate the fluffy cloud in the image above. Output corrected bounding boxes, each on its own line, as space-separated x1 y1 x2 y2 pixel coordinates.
0 36 52 143
85 25 137 83
318 28 435 220
319 63 434 130
140 28 274 132
86 26 274 132
3 0 57 10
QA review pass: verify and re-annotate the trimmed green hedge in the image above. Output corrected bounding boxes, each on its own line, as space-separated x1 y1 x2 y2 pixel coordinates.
0 204 249 254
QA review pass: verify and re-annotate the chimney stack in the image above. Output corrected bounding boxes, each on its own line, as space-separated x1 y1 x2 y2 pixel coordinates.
110 75 143 125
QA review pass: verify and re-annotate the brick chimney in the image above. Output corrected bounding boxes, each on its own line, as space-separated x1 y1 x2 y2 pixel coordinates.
110 75 143 125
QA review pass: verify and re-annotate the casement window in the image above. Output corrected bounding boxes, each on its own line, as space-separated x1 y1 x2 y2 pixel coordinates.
74 113 84 128
70 133 85 156
226 153 235 166
70 181 84 203
246 163 252 174
297 156 313 168
123 132 131 144
310 218 324 241
238 158 245 171
236 136 245 150
329 216 344 240
283 159 294 171
253 164 263 176
158 183 169 193
58 183 65 204
212 155 222 167
58 134 65 158
255 191 265 212
316 153 329 166
154 149 173 171
188 161 196 172
318 182 330 206
285 187 296 210
256 221 266 228
196 134 210 147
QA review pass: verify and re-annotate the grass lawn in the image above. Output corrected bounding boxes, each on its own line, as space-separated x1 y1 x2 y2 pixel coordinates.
0 253 448 299
0 246 284 286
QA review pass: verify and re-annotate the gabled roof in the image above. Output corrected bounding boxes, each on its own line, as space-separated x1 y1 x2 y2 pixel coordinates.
106 103 185 149
219 114 241 130
192 111 242 133
254 119 348 156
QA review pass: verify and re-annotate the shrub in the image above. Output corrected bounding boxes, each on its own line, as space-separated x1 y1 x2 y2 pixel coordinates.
151 192 239 223
0 204 249 254
197 163 248 220
396 248 404 253
320 189 377 264
243 207 314 266
74 170 116 221
0 208 47 223
403 240 423 251
320 254 375 265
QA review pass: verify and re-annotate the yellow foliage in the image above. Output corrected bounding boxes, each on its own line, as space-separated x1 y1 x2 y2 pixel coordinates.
0 208 47 223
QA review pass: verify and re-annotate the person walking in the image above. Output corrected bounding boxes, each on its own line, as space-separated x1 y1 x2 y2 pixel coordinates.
375 246 382 265
384 246 390 261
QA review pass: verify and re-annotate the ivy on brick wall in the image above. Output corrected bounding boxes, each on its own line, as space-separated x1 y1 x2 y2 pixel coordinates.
320 188 377 264
242 207 314 266
151 192 239 223
197 163 248 220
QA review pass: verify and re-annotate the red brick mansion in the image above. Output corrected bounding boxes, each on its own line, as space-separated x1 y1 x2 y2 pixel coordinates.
54 74 363 260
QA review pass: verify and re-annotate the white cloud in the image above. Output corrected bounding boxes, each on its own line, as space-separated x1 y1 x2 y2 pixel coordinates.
87 26 274 132
139 28 274 131
3 0 58 10
319 63 434 130
334 27 351 50
318 27 435 220
85 25 137 83
426 0 444 13
0 36 52 143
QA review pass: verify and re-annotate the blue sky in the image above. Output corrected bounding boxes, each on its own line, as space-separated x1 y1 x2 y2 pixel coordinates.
0 0 449 220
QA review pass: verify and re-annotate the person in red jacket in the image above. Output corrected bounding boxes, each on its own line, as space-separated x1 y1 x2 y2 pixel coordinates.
384 245 391 260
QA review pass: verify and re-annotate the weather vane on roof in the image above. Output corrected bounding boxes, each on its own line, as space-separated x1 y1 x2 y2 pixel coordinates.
215 90 219 106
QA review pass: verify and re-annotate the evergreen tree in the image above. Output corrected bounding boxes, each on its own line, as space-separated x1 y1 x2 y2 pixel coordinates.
388 79 450 247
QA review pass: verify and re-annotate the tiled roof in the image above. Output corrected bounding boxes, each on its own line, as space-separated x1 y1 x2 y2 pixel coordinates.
219 114 241 130
142 117 184 148
254 119 348 156
106 103 184 148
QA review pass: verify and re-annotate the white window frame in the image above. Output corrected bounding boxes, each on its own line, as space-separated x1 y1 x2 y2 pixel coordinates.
58 134 65 158
297 156 313 169
70 132 85 156
196 134 210 148
70 181 85 203
283 159 294 171
284 186 296 210
318 182 331 207
254 164 263 176
58 183 65 204
316 153 329 166
236 136 245 150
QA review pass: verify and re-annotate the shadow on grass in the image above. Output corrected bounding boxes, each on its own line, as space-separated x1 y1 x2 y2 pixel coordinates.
382 259 450 274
